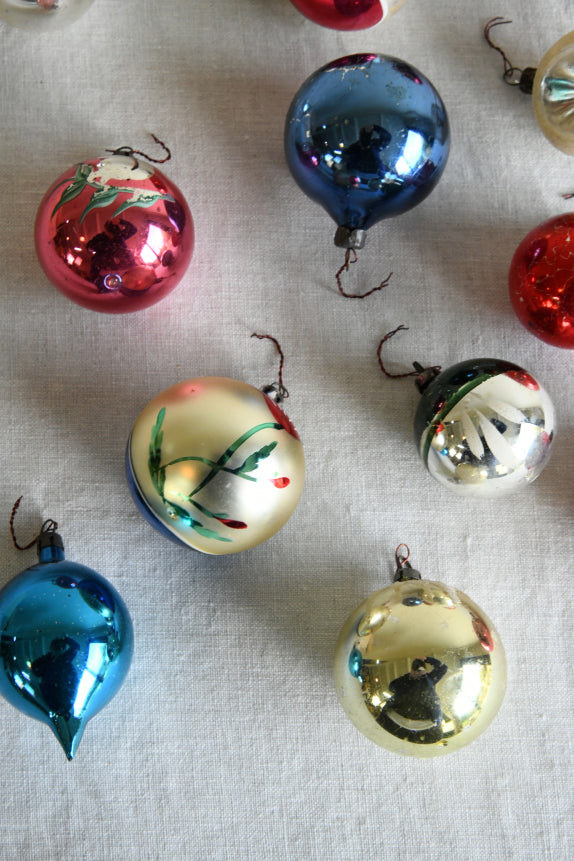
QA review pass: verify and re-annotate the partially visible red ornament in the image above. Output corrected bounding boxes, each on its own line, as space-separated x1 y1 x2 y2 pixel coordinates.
34 149 194 314
289 0 387 31
509 213 574 348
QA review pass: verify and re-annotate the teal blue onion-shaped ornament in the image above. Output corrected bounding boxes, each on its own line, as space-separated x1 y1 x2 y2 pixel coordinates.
0 500 134 760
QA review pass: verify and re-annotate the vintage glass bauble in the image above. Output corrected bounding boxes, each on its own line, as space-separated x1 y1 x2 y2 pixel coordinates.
414 359 554 497
126 377 305 554
35 153 194 313
532 30 574 155
509 213 574 347
0 532 133 760
289 0 385 31
284 53 449 248
334 550 506 756
0 0 94 31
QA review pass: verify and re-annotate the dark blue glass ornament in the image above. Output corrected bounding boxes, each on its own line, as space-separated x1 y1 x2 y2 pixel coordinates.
284 53 450 250
0 514 133 760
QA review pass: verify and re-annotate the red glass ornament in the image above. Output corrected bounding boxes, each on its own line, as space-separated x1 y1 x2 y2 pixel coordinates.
289 0 384 31
34 153 194 313
509 213 574 348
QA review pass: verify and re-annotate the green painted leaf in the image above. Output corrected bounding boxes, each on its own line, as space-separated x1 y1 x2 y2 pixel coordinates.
112 192 174 219
191 523 231 542
236 441 278 474
79 186 120 223
74 162 93 182
51 180 88 218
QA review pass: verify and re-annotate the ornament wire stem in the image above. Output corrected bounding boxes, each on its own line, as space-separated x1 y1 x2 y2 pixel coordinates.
394 543 421 582
335 249 392 299
106 133 172 165
484 17 535 91
376 325 441 385
252 333 289 401
9 496 58 551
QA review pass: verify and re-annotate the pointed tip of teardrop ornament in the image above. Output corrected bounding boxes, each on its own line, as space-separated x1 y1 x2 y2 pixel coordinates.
49 714 86 761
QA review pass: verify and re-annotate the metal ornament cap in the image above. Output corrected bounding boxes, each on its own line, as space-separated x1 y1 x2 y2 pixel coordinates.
0 0 94 31
0 551 134 760
126 377 305 555
34 154 194 314
532 30 574 156
334 573 506 757
284 53 450 235
414 358 554 498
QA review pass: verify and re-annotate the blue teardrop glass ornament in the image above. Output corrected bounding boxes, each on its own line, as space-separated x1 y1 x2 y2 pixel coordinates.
284 54 450 242
0 532 133 760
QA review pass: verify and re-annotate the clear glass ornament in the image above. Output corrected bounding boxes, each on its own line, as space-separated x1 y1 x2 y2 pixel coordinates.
532 30 574 156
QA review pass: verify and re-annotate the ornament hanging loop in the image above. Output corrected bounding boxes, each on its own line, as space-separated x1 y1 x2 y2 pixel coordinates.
335 247 392 299
376 325 441 387
9 496 59 552
106 133 172 165
252 333 289 403
484 17 536 93
394 544 422 582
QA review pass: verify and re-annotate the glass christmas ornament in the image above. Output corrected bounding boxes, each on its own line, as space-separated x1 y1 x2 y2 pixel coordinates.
289 0 408 31
334 545 506 757
126 376 305 554
34 148 194 313
509 213 574 348
284 53 450 252
0 510 133 760
414 358 554 497
485 18 574 156
0 0 94 31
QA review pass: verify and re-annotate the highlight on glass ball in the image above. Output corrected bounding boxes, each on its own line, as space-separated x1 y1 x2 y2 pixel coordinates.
289 0 395 31
34 150 194 313
284 53 450 251
333 546 506 757
509 213 574 348
126 377 305 554
414 359 554 497
0 528 133 760
532 30 574 156
0 0 94 31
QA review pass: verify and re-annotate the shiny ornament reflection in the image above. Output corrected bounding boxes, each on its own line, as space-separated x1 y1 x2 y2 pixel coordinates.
0 0 94 30
533 31 574 156
334 547 506 756
284 53 449 249
127 377 305 554
0 531 133 760
509 213 574 348
34 152 194 313
414 359 554 497
289 0 388 31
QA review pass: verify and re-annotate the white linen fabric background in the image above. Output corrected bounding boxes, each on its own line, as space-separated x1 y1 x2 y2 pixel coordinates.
0 0 573 859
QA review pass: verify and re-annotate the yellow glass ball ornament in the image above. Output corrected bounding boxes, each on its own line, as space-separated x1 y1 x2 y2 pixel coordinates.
127 366 305 555
334 546 507 757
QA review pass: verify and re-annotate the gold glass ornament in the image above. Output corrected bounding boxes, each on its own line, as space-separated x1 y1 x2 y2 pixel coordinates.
334 546 506 757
